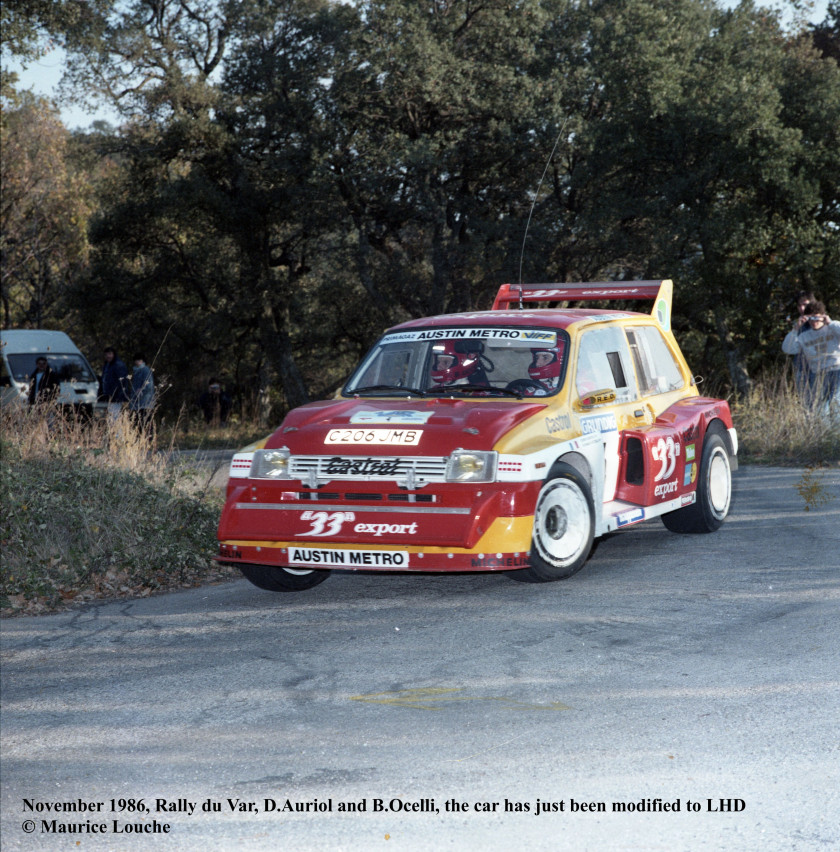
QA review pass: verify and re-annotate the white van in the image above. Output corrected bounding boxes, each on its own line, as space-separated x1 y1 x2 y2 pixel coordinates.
0 329 101 415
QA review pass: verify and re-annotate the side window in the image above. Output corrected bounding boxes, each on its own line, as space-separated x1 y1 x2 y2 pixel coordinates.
356 346 414 388
626 326 685 395
575 327 637 403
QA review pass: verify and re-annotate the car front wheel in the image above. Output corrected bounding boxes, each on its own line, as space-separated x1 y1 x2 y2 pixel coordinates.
662 428 732 534
239 564 329 592
511 463 595 583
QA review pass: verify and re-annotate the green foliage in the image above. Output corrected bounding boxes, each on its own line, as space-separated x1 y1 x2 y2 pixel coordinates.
329 0 561 317
0 0 98 60
2 0 839 417
535 0 840 392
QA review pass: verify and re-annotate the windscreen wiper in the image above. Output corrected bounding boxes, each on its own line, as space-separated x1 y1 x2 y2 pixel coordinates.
351 385 428 397
426 384 522 398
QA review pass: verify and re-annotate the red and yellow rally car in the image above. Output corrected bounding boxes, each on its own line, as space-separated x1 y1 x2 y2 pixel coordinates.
218 280 737 592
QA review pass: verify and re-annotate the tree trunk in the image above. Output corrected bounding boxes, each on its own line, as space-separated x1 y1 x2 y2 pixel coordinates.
256 362 272 429
429 220 449 316
714 309 753 398
258 292 310 414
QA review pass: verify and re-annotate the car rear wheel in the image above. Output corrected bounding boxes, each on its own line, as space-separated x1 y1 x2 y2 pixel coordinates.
511 463 595 583
662 428 732 534
239 564 329 592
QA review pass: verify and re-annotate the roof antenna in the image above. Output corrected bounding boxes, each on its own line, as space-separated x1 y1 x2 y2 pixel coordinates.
518 118 569 293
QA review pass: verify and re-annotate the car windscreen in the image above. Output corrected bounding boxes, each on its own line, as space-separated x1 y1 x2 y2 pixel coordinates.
343 326 568 397
6 353 97 384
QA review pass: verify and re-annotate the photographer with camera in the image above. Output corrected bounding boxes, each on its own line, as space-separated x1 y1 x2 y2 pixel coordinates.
783 301 840 415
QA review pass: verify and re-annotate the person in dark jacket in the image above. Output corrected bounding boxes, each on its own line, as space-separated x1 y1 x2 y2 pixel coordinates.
129 353 155 435
99 347 130 421
792 290 817 398
27 356 60 406
199 378 232 426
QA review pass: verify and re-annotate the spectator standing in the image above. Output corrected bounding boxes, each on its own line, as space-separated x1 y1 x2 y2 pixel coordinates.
129 354 155 435
27 356 60 406
199 378 232 426
782 301 840 414
99 347 130 422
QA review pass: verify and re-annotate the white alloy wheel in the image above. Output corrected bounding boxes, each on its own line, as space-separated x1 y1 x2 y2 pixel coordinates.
533 478 592 568
511 462 595 583
706 445 732 519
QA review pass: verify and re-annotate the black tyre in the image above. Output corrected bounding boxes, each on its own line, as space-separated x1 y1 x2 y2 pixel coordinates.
239 563 329 592
662 428 732 534
511 463 595 583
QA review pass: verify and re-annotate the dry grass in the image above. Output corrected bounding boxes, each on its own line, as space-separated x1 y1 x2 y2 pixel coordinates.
157 413 268 452
730 369 840 465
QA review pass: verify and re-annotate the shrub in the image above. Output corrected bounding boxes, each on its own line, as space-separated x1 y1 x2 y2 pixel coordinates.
0 405 235 615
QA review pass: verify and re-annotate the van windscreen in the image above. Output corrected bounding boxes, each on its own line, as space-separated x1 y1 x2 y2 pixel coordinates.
7 354 96 384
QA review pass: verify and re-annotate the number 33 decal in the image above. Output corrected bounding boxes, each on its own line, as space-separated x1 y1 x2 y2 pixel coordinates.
299 510 355 536
651 436 681 482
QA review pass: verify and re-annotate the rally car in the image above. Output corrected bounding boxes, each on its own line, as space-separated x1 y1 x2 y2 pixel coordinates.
217 280 737 592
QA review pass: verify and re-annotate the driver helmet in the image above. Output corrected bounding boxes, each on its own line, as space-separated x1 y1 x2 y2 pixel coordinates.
528 347 562 389
430 340 483 385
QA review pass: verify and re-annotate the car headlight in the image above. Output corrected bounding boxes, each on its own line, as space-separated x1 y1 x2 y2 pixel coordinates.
251 448 292 479
445 449 497 483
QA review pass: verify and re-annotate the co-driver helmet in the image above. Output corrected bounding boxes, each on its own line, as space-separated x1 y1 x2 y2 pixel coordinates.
528 347 562 389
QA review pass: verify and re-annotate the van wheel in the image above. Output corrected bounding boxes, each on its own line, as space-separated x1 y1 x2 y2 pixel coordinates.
511 463 595 583
239 564 329 592
662 428 732 534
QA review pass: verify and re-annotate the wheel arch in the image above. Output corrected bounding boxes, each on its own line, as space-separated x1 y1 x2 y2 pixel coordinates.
547 440 607 530
551 451 593 488
511 459 597 583
704 417 738 468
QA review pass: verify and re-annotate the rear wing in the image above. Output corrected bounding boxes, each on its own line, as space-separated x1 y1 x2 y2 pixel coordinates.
492 280 673 332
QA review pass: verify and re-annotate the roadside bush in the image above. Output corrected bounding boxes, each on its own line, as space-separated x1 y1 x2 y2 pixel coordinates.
0 406 235 615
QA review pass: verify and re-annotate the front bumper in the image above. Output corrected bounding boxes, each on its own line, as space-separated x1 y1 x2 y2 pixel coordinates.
217 475 542 573
218 514 535 572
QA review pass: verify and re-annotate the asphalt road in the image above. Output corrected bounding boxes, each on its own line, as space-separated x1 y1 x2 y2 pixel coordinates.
1 466 838 852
